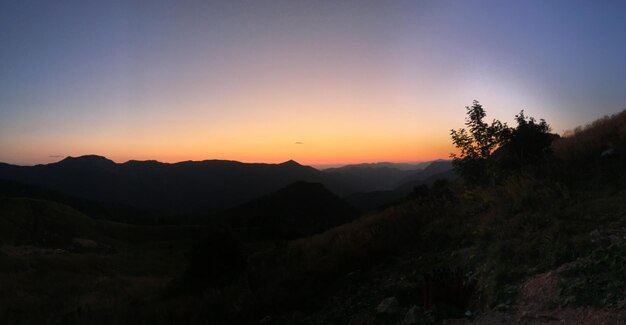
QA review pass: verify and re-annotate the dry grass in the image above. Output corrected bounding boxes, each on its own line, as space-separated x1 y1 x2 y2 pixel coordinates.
0 198 207 324
552 110 626 161
286 187 468 276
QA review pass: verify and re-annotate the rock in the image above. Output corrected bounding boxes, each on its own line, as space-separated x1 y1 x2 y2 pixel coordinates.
601 148 615 157
257 315 272 325
70 238 115 253
494 303 509 312
72 238 99 248
376 297 398 315
401 305 419 325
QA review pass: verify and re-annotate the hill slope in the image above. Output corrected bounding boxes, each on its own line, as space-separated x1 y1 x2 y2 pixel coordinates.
222 181 359 240
0 156 344 216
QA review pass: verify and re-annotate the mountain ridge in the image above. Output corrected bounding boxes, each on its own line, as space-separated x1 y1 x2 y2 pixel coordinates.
0 155 454 220
0 155 330 217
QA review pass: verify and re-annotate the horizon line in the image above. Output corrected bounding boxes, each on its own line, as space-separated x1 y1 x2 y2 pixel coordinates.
1 154 449 170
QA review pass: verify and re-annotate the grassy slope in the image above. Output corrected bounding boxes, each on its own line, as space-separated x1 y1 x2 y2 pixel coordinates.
0 198 207 324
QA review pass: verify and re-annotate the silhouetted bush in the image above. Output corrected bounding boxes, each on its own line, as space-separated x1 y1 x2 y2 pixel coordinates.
451 101 556 185
450 101 510 184
494 110 558 172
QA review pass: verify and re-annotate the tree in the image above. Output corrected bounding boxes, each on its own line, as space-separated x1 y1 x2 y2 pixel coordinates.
507 110 554 164
450 101 556 184
450 101 510 184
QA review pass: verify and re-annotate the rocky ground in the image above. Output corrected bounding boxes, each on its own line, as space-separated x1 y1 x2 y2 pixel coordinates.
271 242 626 325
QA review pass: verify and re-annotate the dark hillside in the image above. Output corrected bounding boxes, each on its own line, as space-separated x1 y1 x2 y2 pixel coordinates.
222 181 359 241
322 161 445 193
0 197 210 324
346 163 456 212
0 178 159 224
398 159 454 184
323 163 421 192
553 110 626 161
552 110 626 190
0 156 340 216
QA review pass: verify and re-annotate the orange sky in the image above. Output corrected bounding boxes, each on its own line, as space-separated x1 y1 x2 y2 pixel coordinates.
2 1 625 167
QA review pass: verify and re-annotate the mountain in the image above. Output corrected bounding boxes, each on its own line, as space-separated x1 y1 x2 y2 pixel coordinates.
0 156 454 219
399 160 454 184
324 161 431 171
345 161 456 211
322 161 436 192
0 155 345 216
222 181 359 241
391 160 456 194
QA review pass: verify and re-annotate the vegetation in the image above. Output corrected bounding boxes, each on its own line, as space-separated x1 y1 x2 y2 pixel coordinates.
450 100 558 185
2 105 626 323
450 100 511 184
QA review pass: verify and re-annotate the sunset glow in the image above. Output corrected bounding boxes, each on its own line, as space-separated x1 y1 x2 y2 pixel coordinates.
2 1 626 166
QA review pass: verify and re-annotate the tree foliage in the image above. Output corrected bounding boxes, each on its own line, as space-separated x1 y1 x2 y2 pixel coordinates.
450 101 510 184
450 101 555 184
451 101 510 160
508 110 554 163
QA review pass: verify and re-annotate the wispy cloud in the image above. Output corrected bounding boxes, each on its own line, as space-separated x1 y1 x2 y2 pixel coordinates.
294 142 304 145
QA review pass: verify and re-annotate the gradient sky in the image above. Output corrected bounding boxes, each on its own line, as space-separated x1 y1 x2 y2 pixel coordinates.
1 1 626 166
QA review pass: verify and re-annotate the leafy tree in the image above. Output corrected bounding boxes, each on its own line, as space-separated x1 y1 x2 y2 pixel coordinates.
508 110 554 163
450 101 556 184
450 101 510 184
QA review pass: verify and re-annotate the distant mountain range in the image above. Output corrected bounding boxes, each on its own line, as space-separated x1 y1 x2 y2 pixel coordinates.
0 155 454 219
323 161 432 171
323 160 450 192
343 160 455 211
0 155 330 216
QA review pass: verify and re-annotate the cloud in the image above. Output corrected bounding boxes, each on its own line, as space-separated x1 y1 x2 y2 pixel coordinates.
48 155 64 158
294 142 304 145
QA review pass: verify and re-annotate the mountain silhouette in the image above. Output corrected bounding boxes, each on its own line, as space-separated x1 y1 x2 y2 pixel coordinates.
322 162 430 192
0 156 453 220
345 161 456 211
399 160 454 184
222 181 359 240
0 156 340 216
325 161 430 171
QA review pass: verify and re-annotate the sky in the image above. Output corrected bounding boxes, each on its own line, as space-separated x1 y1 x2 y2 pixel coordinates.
1 0 626 167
